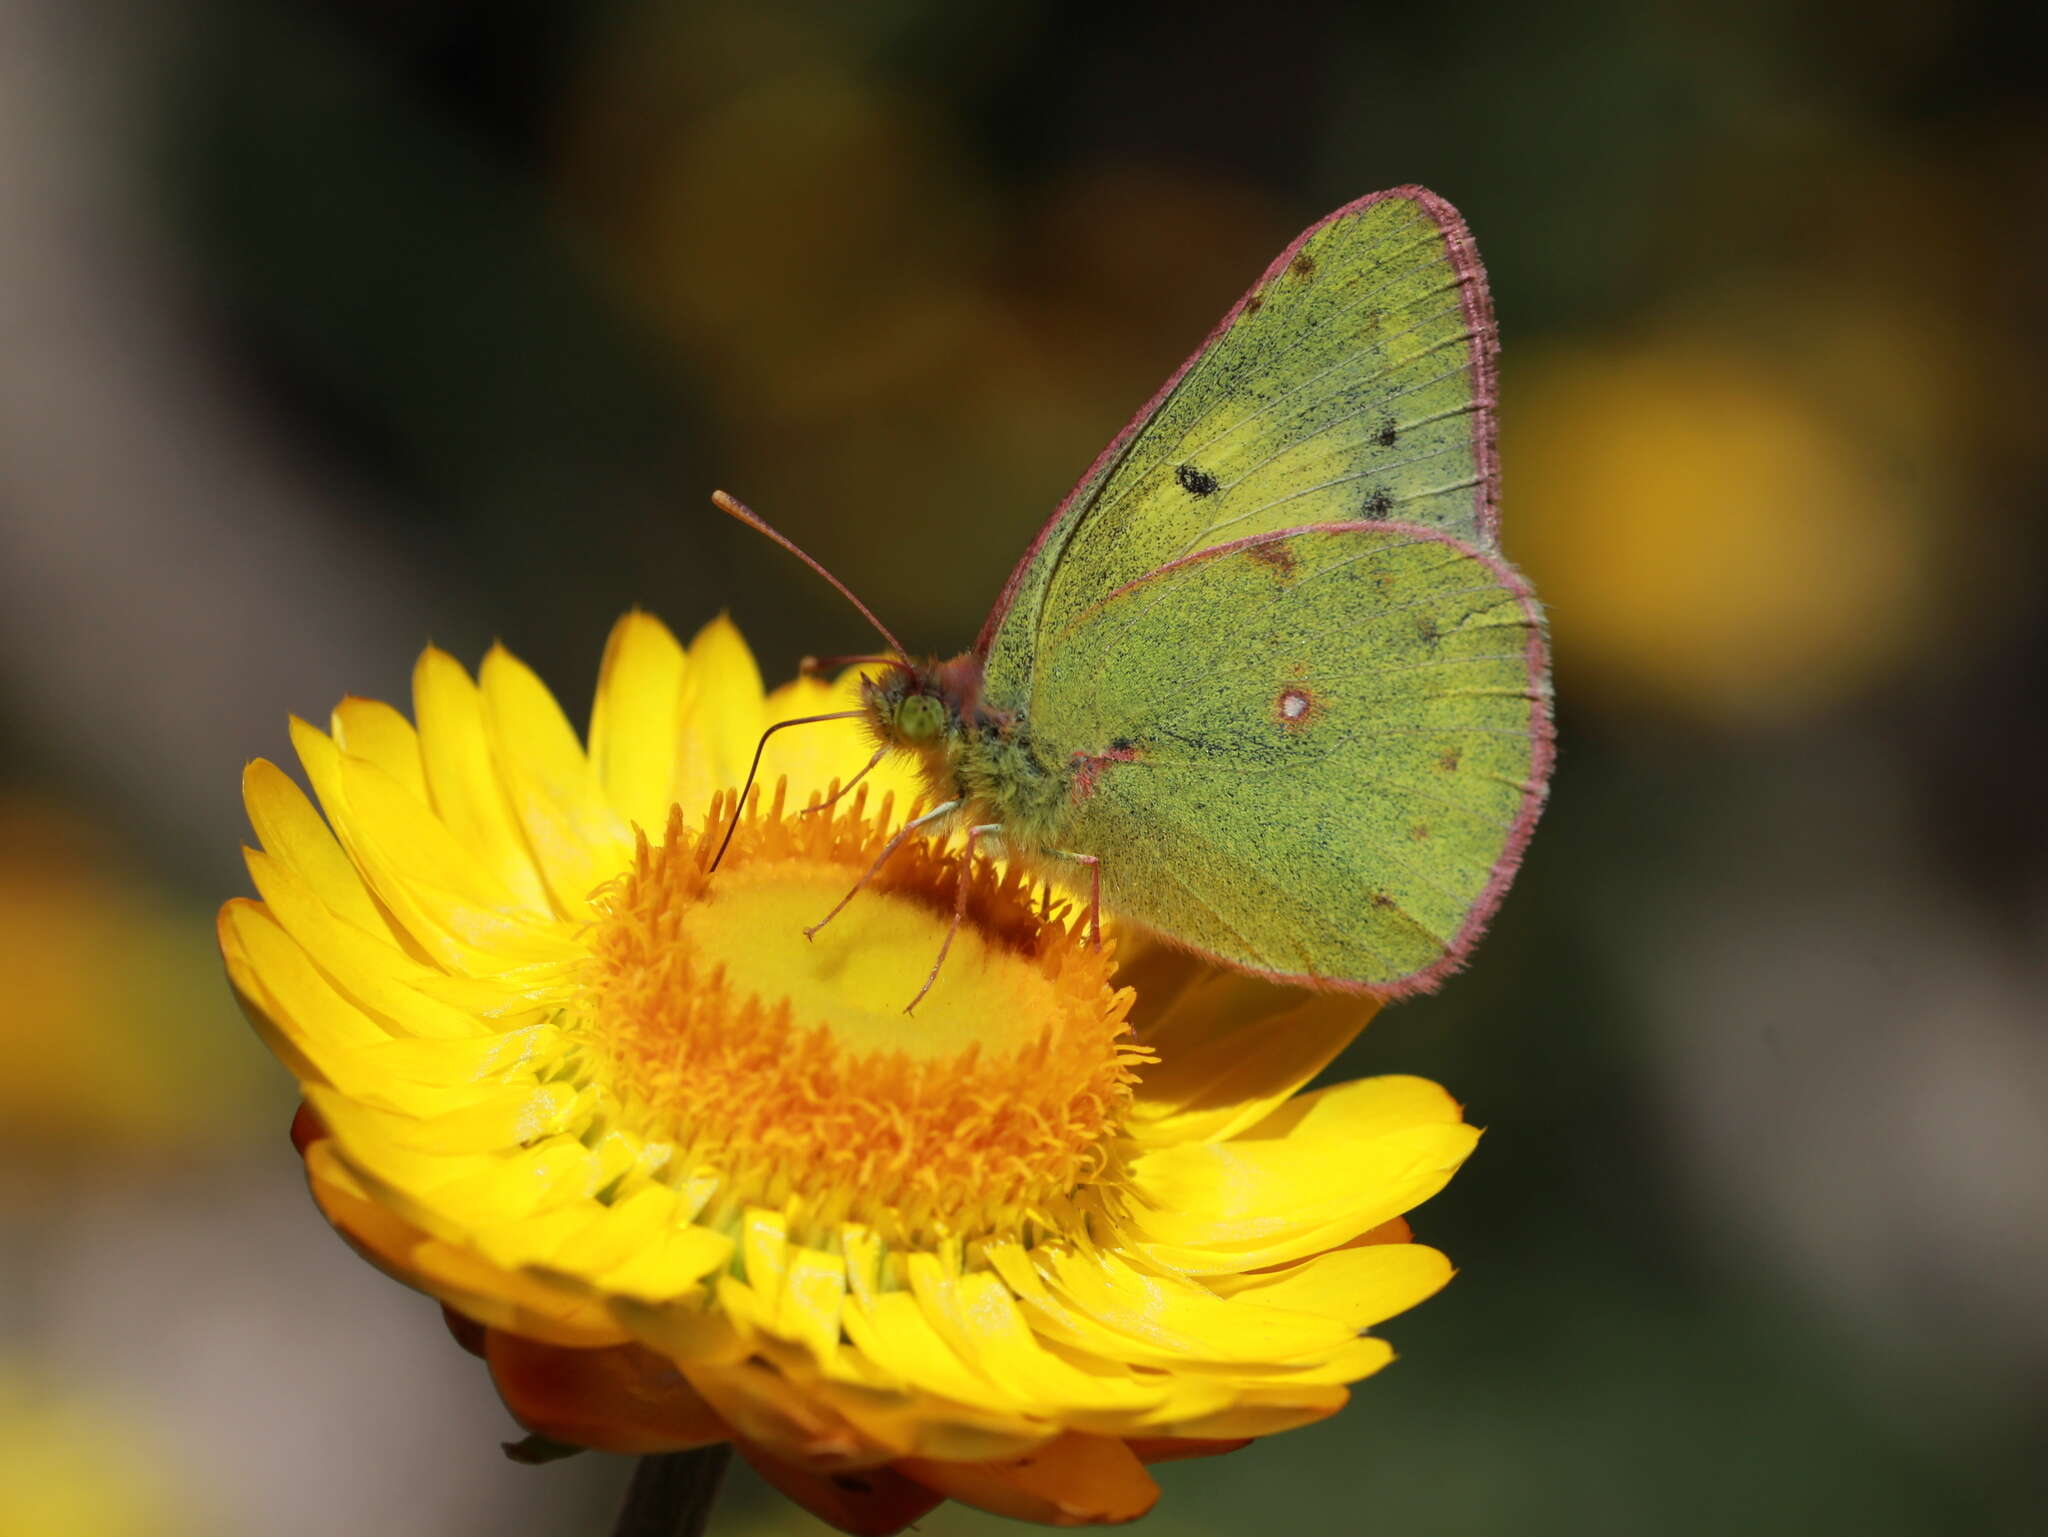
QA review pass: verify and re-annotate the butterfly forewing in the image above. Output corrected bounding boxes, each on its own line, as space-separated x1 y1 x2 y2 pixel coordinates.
1030 524 1549 993
983 188 1499 707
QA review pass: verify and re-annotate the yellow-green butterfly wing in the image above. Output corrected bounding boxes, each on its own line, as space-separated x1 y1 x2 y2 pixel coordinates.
975 187 1549 994
981 187 1502 707
1027 523 1548 992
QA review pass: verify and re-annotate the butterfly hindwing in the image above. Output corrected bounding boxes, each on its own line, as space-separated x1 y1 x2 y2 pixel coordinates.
983 187 1499 707
1028 523 1550 993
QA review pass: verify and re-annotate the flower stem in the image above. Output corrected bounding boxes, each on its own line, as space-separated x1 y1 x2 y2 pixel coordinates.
612 1446 733 1537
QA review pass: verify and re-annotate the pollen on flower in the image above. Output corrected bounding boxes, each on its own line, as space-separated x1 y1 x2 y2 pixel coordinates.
577 783 1145 1244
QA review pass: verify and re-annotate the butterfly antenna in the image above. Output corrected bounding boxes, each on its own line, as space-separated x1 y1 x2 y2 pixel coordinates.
711 490 911 662
709 710 867 872
800 653 899 677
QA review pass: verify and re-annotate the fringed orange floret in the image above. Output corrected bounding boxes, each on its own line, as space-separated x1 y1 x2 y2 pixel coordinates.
580 784 1146 1243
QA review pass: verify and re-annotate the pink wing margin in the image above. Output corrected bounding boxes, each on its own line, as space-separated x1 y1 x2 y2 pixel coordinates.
974 185 1503 659
1318 522 1547 1000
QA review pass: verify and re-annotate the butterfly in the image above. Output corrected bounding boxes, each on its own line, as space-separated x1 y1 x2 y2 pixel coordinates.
717 185 1552 1008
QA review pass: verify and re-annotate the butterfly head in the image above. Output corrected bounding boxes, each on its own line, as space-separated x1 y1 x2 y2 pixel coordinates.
858 656 991 805
861 665 950 749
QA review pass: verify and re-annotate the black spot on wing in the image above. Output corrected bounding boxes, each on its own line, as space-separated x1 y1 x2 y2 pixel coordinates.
1374 417 1399 448
1175 463 1220 497
1289 252 1317 279
1364 489 1393 517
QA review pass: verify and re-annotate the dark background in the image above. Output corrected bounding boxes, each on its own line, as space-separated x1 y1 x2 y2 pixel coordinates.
1 2 2041 1534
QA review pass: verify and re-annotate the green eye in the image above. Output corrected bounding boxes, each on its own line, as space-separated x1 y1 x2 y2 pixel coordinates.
897 695 945 741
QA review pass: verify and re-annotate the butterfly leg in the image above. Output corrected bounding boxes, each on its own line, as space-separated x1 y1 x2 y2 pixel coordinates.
799 745 888 816
1045 849 1103 950
905 822 1002 1016
804 798 961 940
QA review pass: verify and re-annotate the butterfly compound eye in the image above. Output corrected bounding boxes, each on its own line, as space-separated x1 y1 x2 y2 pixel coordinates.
896 694 946 743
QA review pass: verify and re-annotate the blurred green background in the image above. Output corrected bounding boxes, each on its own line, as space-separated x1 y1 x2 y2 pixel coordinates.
1 1 2041 1533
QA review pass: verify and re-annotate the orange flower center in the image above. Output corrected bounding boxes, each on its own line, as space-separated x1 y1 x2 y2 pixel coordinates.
579 786 1143 1242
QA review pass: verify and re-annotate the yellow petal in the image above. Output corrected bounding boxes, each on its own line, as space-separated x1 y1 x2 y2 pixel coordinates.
352 1081 591 1156
306 1140 628 1346
1126 1121 1481 1274
288 718 518 976
1232 1335 1395 1386
220 902 336 1090
1033 1246 1356 1367
242 802 538 1016
345 1022 561 1086
241 758 388 937
311 1090 605 1230
594 1223 736 1305
243 847 490 1041
1207 1242 1453 1329
816 1376 1049 1464
331 696 427 801
289 716 539 975
456 1132 646 1272
411 646 552 914
1131 976 1376 1145
333 746 520 909
332 749 579 966
588 611 688 837
468 1204 617 1272
1135 1382 1349 1441
609 1293 748 1364
940 1270 1179 1420
431 1134 613 1220
778 1246 849 1367
478 643 631 915
979 1240 1174 1370
220 900 389 1057
740 1206 791 1309
839 1288 1011 1413
1245 1073 1464 1141
671 615 764 813
840 1225 882 1309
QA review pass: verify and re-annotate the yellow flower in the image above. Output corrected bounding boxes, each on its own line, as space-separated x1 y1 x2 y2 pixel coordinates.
221 612 1478 1533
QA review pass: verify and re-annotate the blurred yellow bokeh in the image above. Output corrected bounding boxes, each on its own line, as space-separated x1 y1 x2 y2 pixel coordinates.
1507 321 1962 725
0 1367 199 1537
0 799 265 1162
